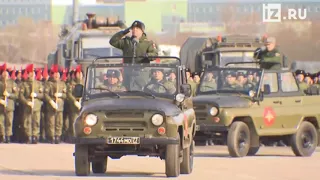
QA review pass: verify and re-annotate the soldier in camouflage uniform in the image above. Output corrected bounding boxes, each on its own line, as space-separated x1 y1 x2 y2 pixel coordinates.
0 63 18 143
145 69 176 94
295 70 308 94
223 72 243 90
186 68 197 96
40 66 49 142
98 70 126 92
44 65 67 144
167 70 176 84
66 66 83 142
63 68 74 142
200 71 217 91
19 65 44 144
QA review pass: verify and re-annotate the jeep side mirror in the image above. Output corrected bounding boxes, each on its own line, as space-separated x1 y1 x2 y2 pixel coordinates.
263 84 271 95
74 84 84 98
181 84 191 97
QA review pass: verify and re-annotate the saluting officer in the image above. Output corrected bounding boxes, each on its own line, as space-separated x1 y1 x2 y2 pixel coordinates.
109 20 158 63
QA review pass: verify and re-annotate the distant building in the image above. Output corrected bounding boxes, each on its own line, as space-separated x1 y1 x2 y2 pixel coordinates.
0 0 51 28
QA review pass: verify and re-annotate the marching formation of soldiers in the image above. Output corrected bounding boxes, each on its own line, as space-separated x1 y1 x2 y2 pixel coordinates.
0 63 83 144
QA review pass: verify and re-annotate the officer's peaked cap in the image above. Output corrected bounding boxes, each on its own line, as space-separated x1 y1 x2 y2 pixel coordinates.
295 69 305 75
131 20 145 32
106 69 120 78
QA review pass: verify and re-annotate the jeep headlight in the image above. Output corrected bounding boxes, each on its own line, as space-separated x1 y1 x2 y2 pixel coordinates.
175 93 185 103
151 114 164 126
84 114 98 126
209 107 218 116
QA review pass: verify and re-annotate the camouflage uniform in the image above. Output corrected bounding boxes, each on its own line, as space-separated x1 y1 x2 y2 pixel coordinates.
44 78 67 144
109 20 158 63
0 77 18 143
12 72 23 142
200 79 217 91
19 77 44 143
146 79 176 94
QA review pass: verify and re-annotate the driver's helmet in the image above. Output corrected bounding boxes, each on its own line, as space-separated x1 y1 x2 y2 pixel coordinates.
106 69 121 79
150 68 164 76
237 71 245 77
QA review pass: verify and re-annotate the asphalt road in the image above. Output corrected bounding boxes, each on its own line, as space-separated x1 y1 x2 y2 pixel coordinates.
0 144 319 180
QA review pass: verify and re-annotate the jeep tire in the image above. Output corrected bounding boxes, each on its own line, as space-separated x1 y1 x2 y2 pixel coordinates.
165 135 181 177
247 147 260 156
291 121 318 157
180 140 194 174
75 144 90 176
92 157 108 174
227 121 251 157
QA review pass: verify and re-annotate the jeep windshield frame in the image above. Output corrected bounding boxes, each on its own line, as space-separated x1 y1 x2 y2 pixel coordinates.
197 67 263 96
82 56 182 101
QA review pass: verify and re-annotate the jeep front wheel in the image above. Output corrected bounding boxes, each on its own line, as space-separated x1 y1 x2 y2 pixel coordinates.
74 144 90 176
291 121 318 157
180 140 194 174
165 136 181 177
247 147 260 156
227 121 250 157
92 157 108 174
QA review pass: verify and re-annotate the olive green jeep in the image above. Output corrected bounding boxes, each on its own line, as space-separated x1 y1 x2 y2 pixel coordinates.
193 66 320 157
72 56 196 177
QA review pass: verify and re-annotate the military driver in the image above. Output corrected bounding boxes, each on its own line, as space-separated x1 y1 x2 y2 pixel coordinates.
109 20 158 63
223 72 242 90
144 69 176 94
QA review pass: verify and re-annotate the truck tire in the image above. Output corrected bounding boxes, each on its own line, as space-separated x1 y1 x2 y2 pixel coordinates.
165 136 181 177
247 147 260 156
180 140 194 174
92 157 108 174
74 144 90 176
291 121 318 157
227 121 250 157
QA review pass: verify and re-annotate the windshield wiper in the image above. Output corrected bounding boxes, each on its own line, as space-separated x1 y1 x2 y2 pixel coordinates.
89 88 120 98
126 90 156 99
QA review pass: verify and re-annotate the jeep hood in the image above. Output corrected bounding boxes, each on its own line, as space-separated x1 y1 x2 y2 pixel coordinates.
81 98 181 116
192 95 250 108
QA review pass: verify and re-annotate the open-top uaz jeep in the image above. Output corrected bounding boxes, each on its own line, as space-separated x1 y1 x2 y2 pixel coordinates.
72 56 196 177
193 65 320 157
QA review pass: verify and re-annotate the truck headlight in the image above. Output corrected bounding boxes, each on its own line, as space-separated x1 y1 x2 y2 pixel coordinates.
175 93 185 103
84 114 98 126
209 107 218 116
151 114 164 126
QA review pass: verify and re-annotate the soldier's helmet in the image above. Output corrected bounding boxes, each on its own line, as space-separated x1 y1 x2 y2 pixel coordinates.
192 72 200 77
131 20 145 32
237 72 245 77
295 69 305 76
106 69 121 79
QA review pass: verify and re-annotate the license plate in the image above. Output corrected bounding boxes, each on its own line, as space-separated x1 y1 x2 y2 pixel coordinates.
107 137 140 144
195 125 200 131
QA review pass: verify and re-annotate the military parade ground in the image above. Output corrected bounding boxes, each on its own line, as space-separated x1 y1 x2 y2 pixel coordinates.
0 144 319 180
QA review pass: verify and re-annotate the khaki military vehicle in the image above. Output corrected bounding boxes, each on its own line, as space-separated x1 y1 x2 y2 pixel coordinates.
180 34 265 72
72 56 196 177
193 65 320 157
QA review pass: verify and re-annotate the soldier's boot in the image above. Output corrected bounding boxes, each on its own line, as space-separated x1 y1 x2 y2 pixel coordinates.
26 137 32 144
48 136 54 144
0 136 4 143
32 136 38 144
54 136 61 144
4 136 11 143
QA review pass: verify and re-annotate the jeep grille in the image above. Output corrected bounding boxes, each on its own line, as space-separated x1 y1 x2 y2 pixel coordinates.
194 104 208 121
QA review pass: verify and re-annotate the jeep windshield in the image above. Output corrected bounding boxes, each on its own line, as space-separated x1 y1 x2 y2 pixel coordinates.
198 68 262 95
84 64 178 99
220 51 258 67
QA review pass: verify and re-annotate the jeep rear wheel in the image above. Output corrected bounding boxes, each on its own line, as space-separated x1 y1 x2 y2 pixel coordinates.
291 121 318 157
180 140 194 174
75 144 90 176
165 136 181 177
92 157 108 174
227 122 250 157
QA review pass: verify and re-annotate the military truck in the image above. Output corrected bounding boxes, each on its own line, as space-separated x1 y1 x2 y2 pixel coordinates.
50 13 126 71
192 65 320 157
72 56 196 177
180 34 265 73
